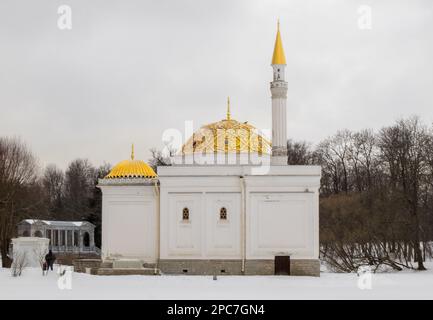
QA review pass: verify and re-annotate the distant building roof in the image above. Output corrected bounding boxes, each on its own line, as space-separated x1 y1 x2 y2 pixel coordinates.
20 219 95 228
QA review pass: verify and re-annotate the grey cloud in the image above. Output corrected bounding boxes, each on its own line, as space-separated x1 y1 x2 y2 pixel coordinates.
0 0 432 169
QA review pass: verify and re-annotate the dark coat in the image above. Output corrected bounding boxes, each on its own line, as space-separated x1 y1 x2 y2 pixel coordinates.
45 251 56 265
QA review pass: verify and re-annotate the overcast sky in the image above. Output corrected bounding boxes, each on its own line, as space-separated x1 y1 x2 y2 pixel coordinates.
1 0 432 170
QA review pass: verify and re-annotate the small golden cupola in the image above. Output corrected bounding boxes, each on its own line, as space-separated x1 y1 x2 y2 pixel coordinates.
105 144 157 179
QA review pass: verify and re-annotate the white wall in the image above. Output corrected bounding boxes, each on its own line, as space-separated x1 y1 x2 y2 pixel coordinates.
100 185 157 262
167 193 202 255
205 193 241 257
247 192 316 259
161 189 242 259
159 165 320 261
244 173 320 260
99 166 320 263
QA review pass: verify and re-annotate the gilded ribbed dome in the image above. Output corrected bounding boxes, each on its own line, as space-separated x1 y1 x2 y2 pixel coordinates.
181 98 271 155
105 145 157 179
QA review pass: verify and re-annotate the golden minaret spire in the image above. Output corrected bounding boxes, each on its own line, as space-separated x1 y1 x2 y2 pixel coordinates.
226 96 231 120
131 143 135 160
272 19 286 65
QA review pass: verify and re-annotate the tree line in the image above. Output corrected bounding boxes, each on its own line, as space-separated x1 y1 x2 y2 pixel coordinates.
1 116 432 270
288 117 433 271
0 138 110 267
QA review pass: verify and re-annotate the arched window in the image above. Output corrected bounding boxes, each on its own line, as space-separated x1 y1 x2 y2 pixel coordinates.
182 207 190 221
22 230 30 237
34 230 43 237
220 207 227 220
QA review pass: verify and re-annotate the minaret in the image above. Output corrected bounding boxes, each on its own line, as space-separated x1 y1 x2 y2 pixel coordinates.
270 21 288 159
226 96 231 120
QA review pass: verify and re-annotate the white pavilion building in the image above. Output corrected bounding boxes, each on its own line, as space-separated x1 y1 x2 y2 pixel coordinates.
98 24 321 276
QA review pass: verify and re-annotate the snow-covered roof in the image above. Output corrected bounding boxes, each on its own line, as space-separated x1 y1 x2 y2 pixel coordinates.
21 219 94 228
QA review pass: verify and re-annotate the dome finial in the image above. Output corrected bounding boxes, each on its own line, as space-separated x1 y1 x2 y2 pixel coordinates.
226 96 231 120
131 143 135 160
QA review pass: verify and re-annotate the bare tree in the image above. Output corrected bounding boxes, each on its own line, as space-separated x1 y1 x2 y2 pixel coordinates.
11 251 28 277
63 159 96 220
0 137 39 267
148 148 173 172
378 117 430 270
87 162 111 248
316 130 352 195
33 246 49 275
286 139 313 165
350 129 380 191
319 120 433 272
42 164 64 217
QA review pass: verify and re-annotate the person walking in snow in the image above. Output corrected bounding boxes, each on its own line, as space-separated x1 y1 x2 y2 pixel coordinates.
45 250 56 272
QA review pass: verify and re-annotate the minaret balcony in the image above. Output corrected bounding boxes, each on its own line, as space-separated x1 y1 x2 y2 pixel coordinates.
270 81 288 89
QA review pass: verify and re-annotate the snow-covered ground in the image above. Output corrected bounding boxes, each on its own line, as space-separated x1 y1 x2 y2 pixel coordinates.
1 264 433 300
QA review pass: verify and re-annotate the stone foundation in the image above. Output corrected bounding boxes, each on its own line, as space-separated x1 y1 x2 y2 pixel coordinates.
112 259 144 269
244 260 273 275
245 259 320 276
72 258 102 273
74 258 320 276
57 253 100 266
159 259 242 275
158 259 320 276
97 268 158 276
291 259 320 276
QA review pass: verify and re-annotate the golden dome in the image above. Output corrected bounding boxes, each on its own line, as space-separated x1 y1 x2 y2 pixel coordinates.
181 98 271 155
105 145 157 179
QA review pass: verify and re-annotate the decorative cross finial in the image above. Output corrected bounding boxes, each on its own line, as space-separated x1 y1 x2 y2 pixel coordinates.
131 143 135 160
226 96 231 120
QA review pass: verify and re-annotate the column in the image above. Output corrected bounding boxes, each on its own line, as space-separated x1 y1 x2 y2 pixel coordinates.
79 230 83 252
